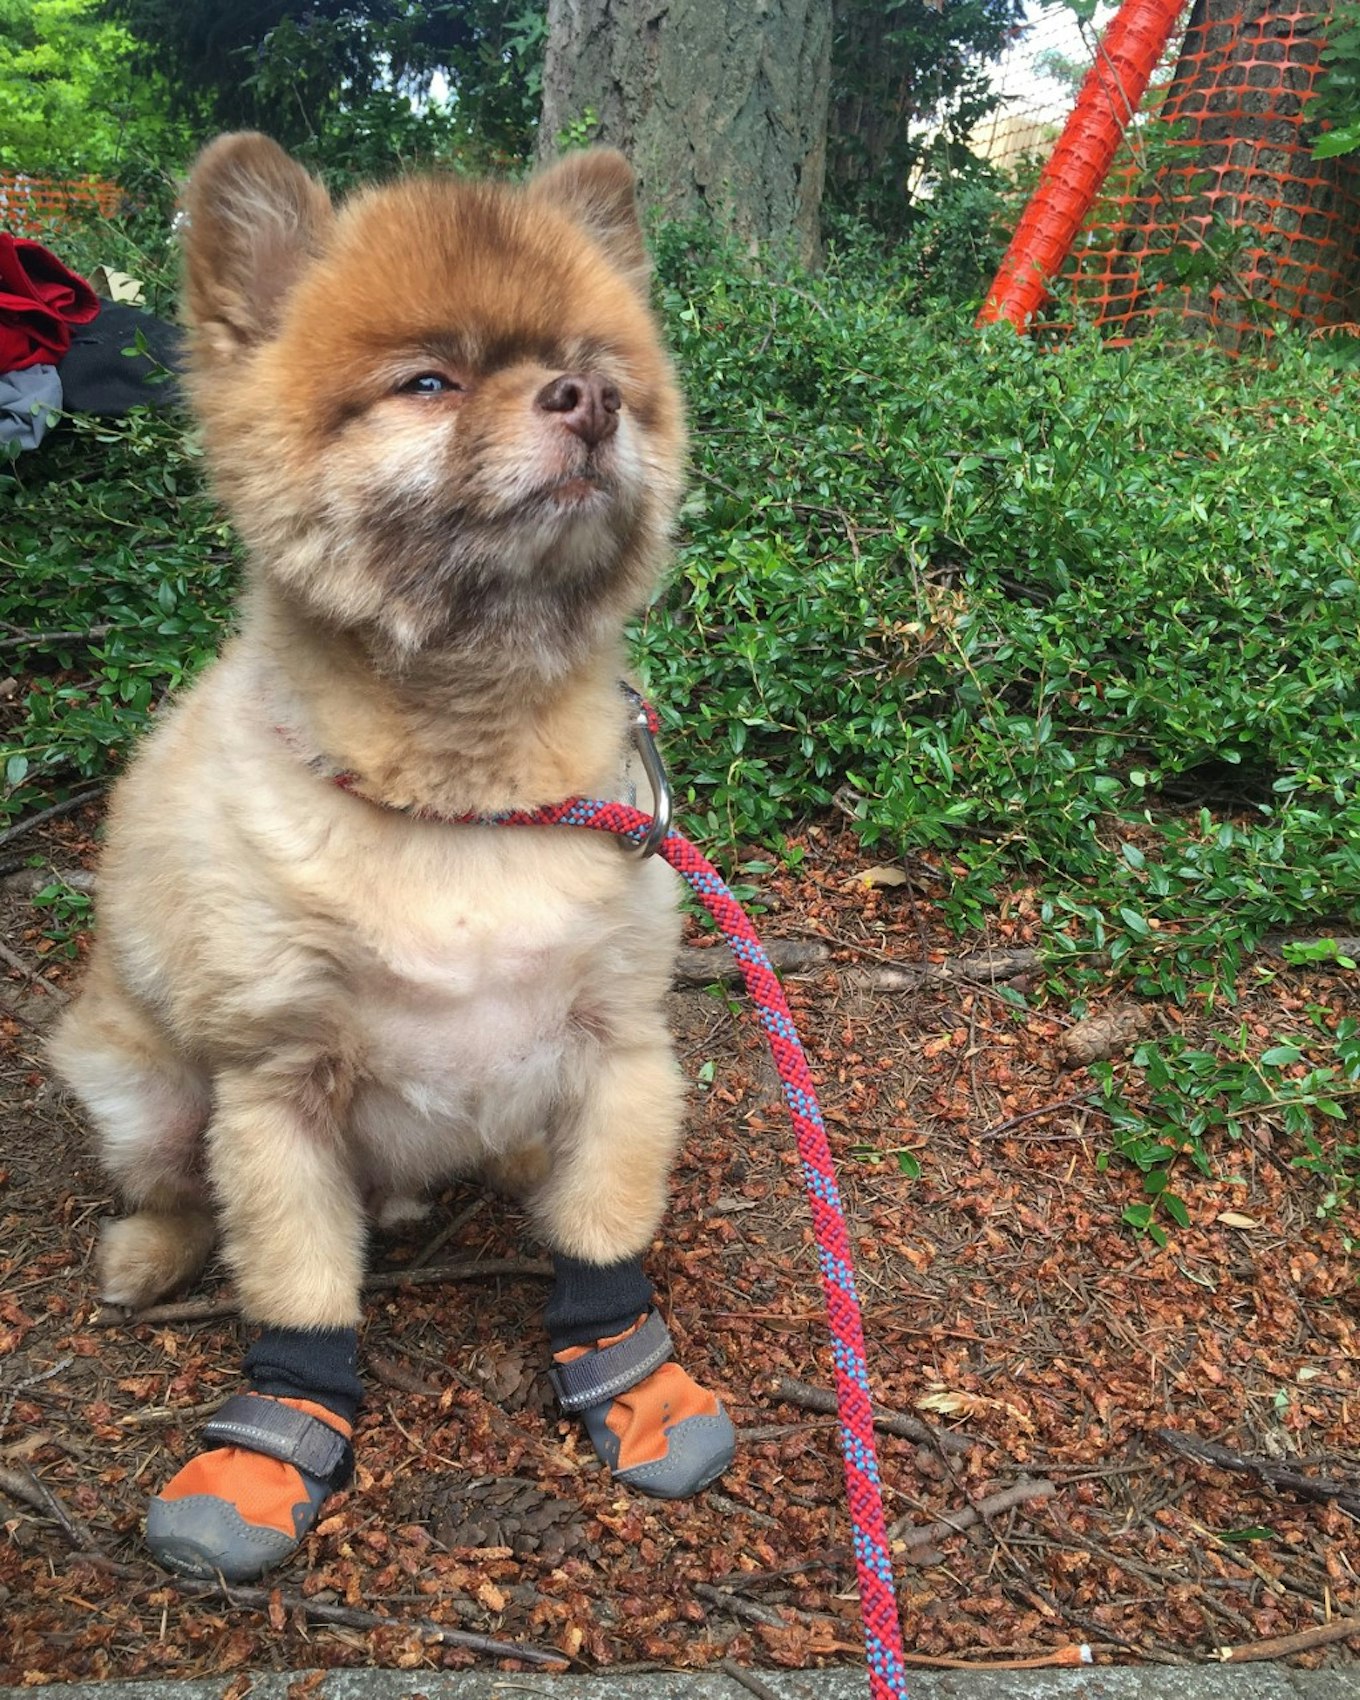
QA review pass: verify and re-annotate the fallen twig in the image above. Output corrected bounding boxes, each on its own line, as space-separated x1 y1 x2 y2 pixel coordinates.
1157 1427 1360 1517
91 1257 555 1327
0 785 105 852
198 1581 569 1667
896 1646 1092 1670
675 938 832 984
893 1477 1058 1547
0 623 114 652
677 931 1360 993
704 1490 782 1530
366 1256 554 1294
0 1463 57 1515
710 1553 842 1590
676 940 1038 990
772 1374 979 1455
694 1583 788 1629
720 1659 787 1700
844 950 1041 991
739 1420 834 1442
0 1463 102 1553
0 938 70 1003
982 1098 1094 1139
1215 1617 1360 1662
118 1397 226 1428
409 1198 483 1268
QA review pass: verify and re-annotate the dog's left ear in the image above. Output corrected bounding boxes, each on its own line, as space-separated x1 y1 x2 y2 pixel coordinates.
527 148 650 297
181 131 333 363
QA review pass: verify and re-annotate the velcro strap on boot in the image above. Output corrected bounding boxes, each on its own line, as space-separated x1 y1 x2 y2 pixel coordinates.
202 1394 353 1485
549 1310 674 1413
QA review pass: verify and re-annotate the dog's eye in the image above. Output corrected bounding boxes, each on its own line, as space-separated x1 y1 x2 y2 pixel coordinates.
398 373 463 396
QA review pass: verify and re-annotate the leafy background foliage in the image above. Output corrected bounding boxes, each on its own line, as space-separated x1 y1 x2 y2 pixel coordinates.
1313 0 1360 158
642 226 1360 962
5 0 1038 228
0 0 189 175
93 0 547 179
827 0 1025 237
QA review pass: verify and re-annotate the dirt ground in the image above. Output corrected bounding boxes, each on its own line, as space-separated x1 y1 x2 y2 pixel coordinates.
1 807 1357 1682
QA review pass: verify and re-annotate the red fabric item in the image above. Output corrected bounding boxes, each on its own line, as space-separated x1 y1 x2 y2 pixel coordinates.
0 234 100 371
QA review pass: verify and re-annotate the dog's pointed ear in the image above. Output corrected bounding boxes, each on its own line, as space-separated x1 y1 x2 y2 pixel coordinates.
181 132 332 361
527 148 650 296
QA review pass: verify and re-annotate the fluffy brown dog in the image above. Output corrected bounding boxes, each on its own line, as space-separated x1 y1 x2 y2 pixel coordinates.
50 134 733 1581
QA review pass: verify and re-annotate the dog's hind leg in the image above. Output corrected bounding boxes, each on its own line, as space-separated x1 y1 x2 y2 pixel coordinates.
48 979 215 1310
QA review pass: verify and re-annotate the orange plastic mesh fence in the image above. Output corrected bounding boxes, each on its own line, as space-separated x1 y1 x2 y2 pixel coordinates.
1066 0 1360 343
0 174 123 236
980 0 1185 328
980 1 1360 343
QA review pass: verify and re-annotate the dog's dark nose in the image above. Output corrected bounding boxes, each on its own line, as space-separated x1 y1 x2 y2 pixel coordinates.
535 373 621 447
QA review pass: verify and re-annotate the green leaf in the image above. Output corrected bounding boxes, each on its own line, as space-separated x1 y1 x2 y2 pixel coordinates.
1315 120 1360 159
1162 1193 1191 1229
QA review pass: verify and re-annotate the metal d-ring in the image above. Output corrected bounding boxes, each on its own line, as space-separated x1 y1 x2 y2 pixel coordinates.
627 703 673 858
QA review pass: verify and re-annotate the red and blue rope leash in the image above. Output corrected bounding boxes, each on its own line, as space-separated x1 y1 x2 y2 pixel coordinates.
324 706 911 1699
484 806 911 1700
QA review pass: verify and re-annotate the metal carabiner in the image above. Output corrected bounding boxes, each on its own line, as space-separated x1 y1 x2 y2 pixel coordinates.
627 701 673 858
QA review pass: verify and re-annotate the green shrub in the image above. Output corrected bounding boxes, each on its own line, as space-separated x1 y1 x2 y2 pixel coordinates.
1 409 236 817
639 229 1360 986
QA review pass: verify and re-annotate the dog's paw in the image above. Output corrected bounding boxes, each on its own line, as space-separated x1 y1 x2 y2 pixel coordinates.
146 1394 352 1581
98 1210 215 1310
372 1195 431 1232
553 1314 734 1499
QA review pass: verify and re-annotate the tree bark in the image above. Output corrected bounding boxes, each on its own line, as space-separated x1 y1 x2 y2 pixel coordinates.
539 0 831 268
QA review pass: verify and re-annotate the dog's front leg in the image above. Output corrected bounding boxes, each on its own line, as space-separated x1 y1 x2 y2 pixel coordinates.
208 1059 366 1328
144 1056 365 1580
534 1033 736 1499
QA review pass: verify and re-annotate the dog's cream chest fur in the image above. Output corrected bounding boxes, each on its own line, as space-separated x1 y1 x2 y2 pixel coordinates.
341 834 663 1171
96 653 678 1193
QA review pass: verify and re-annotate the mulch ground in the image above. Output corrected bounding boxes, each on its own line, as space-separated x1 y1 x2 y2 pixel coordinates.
1 806 1357 1683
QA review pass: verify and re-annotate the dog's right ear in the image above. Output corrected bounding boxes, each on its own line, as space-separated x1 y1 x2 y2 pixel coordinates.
181 132 332 362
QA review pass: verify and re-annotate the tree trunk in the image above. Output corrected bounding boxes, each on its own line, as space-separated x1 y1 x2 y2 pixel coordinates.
538 0 831 268
1086 0 1360 344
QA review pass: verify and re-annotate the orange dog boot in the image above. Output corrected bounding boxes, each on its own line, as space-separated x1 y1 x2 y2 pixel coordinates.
145 1394 353 1580
551 1311 734 1498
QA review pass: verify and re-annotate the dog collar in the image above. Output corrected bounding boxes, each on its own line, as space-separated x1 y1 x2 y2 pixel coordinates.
273 680 673 859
